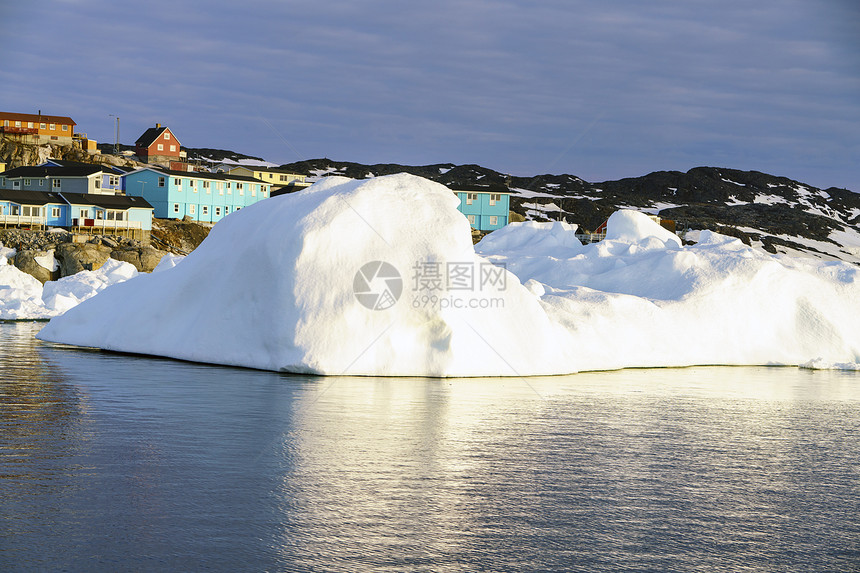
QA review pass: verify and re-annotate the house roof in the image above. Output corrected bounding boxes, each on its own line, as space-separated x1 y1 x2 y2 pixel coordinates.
228 165 305 176
133 166 266 185
3 164 103 178
135 125 180 148
0 188 65 205
0 112 76 126
61 192 153 210
45 160 132 175
448 184 514 194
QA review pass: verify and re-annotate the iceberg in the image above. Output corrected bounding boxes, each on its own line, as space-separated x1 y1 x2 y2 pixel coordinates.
37 174 860 375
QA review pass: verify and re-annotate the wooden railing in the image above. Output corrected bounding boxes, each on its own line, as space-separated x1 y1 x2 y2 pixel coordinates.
0 214 45 226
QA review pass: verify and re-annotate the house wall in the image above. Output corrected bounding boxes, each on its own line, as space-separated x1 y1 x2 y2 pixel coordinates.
0 114 75 144
125 170 270 223
144 129 180 161
455 191 510 230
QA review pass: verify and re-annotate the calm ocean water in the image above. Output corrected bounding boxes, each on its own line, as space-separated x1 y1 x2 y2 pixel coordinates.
1 320 859 572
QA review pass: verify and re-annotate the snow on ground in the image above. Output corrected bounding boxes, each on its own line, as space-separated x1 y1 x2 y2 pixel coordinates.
1 259 140 320
37 174 860 375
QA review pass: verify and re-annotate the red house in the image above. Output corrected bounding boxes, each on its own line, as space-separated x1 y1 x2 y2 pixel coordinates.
135 123 182 167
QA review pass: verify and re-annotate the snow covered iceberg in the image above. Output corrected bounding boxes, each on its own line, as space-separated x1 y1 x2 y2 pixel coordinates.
37 174 860 375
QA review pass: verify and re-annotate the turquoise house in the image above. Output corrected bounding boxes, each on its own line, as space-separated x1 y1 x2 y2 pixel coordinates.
123 167 271 223
62 193 153 232
450 185 511 231
0 189 68 228
0 189 151 231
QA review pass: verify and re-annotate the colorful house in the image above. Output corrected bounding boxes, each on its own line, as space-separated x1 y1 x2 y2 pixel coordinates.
0 189 151 232
226 166 311 194
450 185 512 231
135 124 182 166
124 167 271 223
0 111 76 145
63 193 153 232
40 160 130 194
0 189 68 229
0 163 109 195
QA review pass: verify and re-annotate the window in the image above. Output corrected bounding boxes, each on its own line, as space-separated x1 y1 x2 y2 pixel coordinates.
489 193 501 206
94 178 101 189
15 121 21 127
62 125 68 131
164 132 170 140
96 210 104 220
11 205 19 215
52 207 61 218
39 179 44 186
157 144 164 151
467 214 476 224
40 123 46 129
489 216 498 226
52 179 61 189
158 177 165 187
106 211 125 221
109 175 119 187
49 123 55 130
170 145 176 152
189 204 196 215
173 203 180 214
27 122 34 128
22 206 40 217
226 182 232 194
218 182 224 195
223 206 229 214
466 193 478 205
215 206 222 216
203 181 210 193
24 179 31 186
174 178 182 186
202 205 209 215
79 209 88 218
237 183 244 195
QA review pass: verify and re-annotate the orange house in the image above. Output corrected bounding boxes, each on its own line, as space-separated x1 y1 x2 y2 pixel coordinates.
0 111 76 144
135 123 182 167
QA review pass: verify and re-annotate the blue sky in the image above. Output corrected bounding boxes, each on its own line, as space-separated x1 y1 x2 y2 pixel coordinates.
2 0 859 191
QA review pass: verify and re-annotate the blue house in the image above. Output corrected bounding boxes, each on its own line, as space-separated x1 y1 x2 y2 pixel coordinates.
450 185 512 231
62 192 153 232
40 160 131 194
123 167 272 223
0 189 68 229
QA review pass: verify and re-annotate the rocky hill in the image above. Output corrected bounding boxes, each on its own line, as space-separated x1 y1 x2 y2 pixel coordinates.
279 159 860 263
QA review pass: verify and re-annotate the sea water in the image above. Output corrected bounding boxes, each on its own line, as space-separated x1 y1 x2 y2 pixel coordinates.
1 321 858 571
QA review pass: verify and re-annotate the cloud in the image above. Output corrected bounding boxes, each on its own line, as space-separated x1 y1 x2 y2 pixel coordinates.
0 0 857 190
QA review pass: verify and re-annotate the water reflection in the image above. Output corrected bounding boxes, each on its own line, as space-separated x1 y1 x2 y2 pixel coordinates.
1 323 858 571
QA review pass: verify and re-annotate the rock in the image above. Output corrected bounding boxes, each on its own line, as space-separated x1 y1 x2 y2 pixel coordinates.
100 237 120 249
55 242 112 276
13 249 58 284
110 246 167 272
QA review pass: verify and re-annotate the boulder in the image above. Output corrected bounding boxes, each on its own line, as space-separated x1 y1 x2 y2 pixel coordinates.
13 249 59 284
110 246 167 273
55 242 112 276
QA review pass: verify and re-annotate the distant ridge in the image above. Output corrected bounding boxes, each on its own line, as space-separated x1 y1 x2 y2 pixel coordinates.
279 159 860 264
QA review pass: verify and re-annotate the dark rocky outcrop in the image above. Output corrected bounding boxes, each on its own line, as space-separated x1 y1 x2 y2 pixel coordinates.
54 243 112 276
13 249 58 283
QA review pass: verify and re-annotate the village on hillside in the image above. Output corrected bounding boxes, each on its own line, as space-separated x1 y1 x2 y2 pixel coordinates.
0 110 518 238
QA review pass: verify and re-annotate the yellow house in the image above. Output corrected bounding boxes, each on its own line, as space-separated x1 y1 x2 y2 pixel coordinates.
226 166 311 193
0 111 76 145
